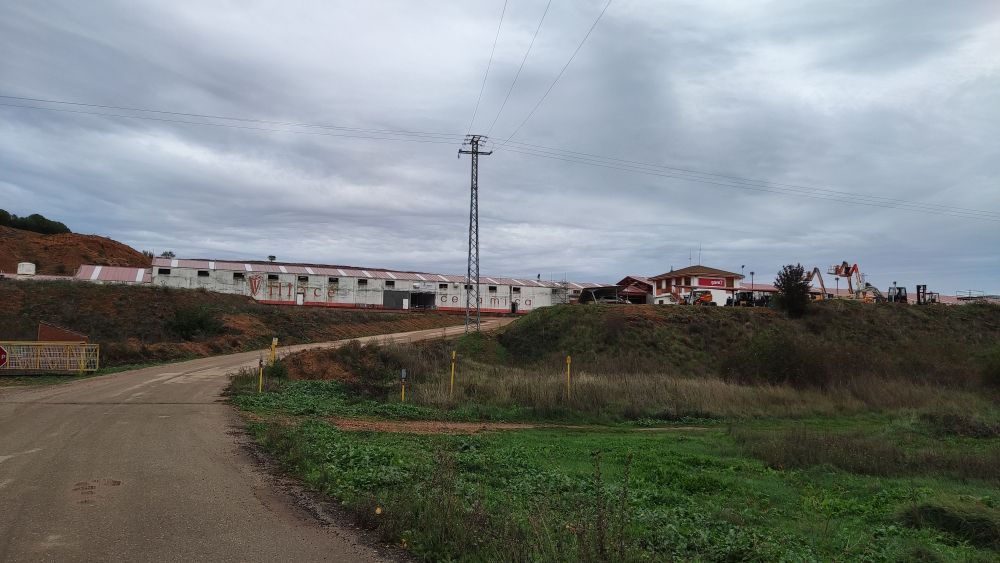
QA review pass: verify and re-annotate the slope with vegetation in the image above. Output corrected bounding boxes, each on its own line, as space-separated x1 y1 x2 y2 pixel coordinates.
0 209 71 235
233 302 1000 561
0 225 148 275
0 280 463 367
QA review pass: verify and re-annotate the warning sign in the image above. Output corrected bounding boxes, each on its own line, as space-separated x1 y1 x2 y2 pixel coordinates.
0 346 7 368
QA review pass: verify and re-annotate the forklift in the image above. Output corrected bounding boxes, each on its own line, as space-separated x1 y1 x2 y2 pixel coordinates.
915 285 940 305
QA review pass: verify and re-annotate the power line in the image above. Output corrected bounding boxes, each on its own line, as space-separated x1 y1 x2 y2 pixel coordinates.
498 0 612 146
493 139 1000 219
466 0 509 136
484 0 553 136
499 145 1000 222
6 94 997 222
0 102 465 146
0 94 462 141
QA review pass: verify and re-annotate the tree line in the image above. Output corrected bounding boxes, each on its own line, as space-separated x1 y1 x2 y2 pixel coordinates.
0 209 71 235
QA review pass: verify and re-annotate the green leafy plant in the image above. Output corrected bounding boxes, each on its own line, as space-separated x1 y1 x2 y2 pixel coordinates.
773 263 811 318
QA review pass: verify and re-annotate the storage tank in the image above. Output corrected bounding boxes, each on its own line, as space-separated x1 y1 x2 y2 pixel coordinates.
17 262 36 276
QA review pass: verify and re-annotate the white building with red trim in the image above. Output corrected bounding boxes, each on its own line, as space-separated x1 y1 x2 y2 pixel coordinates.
649 265 743 305
145 257 600 314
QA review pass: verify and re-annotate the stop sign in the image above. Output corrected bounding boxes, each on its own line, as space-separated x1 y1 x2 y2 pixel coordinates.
0 345 7 368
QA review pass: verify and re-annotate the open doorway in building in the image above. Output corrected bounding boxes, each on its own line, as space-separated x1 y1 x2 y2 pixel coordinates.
410 292 436 310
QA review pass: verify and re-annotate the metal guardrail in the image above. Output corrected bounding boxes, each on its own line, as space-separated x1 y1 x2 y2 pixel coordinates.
0 342 100 372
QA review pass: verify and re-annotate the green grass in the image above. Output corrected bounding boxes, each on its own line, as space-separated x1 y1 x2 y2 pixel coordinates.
235 381 1000 561
233 379 533 422
246 416 998 562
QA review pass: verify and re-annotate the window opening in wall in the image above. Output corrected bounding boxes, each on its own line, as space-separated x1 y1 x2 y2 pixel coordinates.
439 283 448 290
385 280 395 288
298 275 308 282
513 287 521 294
197 270 210 277
157 268 171 275
233 272 245 280
488 286 497 292
358 279 368 286
328 277 339 284
268 274 279 281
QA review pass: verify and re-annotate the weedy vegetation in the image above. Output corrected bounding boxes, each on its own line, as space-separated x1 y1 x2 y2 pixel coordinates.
232 302 1000 561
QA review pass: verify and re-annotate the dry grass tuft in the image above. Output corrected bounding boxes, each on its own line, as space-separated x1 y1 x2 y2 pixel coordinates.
899 501 1000 549
732 427 1000 482
407 365 994 421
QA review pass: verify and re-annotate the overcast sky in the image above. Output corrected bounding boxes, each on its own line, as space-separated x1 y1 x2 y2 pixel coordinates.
2 1 998 293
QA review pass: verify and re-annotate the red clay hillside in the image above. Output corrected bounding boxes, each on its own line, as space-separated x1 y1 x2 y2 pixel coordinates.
0 225 148 276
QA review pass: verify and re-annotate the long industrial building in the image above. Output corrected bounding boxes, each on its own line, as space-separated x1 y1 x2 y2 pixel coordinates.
137 257 600 314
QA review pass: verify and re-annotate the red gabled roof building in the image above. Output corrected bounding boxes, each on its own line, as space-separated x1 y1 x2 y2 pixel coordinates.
649 265 743 304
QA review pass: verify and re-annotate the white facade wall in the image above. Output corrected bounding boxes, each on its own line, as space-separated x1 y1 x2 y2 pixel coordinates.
150 261 572 314
651 276 741 306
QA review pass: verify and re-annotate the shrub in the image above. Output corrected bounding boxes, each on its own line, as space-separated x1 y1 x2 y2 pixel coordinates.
266 358 288 379
773 264 810 318
982 343 1000 389
168 306 224 340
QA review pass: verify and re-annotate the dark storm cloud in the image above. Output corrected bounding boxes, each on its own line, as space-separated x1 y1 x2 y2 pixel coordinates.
1 0 998 292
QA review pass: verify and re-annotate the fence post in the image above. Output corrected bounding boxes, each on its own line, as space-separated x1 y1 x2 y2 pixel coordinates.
401 368 407 402
565 355 572 400
449 350 456 399
258 358 263 394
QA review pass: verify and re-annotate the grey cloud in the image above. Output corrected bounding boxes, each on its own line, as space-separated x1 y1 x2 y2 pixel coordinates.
1 0 998 293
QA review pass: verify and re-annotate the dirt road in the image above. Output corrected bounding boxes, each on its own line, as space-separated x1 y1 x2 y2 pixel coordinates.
0 318 512 562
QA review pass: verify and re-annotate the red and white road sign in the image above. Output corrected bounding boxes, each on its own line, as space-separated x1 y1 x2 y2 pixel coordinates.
0 345 7 368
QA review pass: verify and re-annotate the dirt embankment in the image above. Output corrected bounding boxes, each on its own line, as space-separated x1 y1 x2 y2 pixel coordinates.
0 226 148 275
0 280 464 366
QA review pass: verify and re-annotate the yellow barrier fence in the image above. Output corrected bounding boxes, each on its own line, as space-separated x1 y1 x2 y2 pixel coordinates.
0 342 100 373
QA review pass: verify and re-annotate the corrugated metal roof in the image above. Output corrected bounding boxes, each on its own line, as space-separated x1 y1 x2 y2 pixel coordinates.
150 257 598 288
75 265 151 284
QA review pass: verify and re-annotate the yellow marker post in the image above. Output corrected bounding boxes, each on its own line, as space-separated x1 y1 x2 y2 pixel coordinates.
449 351 456 399
400 368 408 403
258 359 264 394
565 355 572 400
269 337 278 366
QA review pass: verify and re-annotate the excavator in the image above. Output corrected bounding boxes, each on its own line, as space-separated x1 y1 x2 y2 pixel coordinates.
805 267 829 300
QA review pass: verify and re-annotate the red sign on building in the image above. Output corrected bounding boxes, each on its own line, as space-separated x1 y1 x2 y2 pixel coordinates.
0 346 7 368
698 278 726 287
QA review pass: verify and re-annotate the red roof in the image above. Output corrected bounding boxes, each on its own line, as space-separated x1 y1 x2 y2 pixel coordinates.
650 265 742 281
75 265 151 284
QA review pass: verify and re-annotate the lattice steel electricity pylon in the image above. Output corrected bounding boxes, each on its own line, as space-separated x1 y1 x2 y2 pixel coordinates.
458 135 492 332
